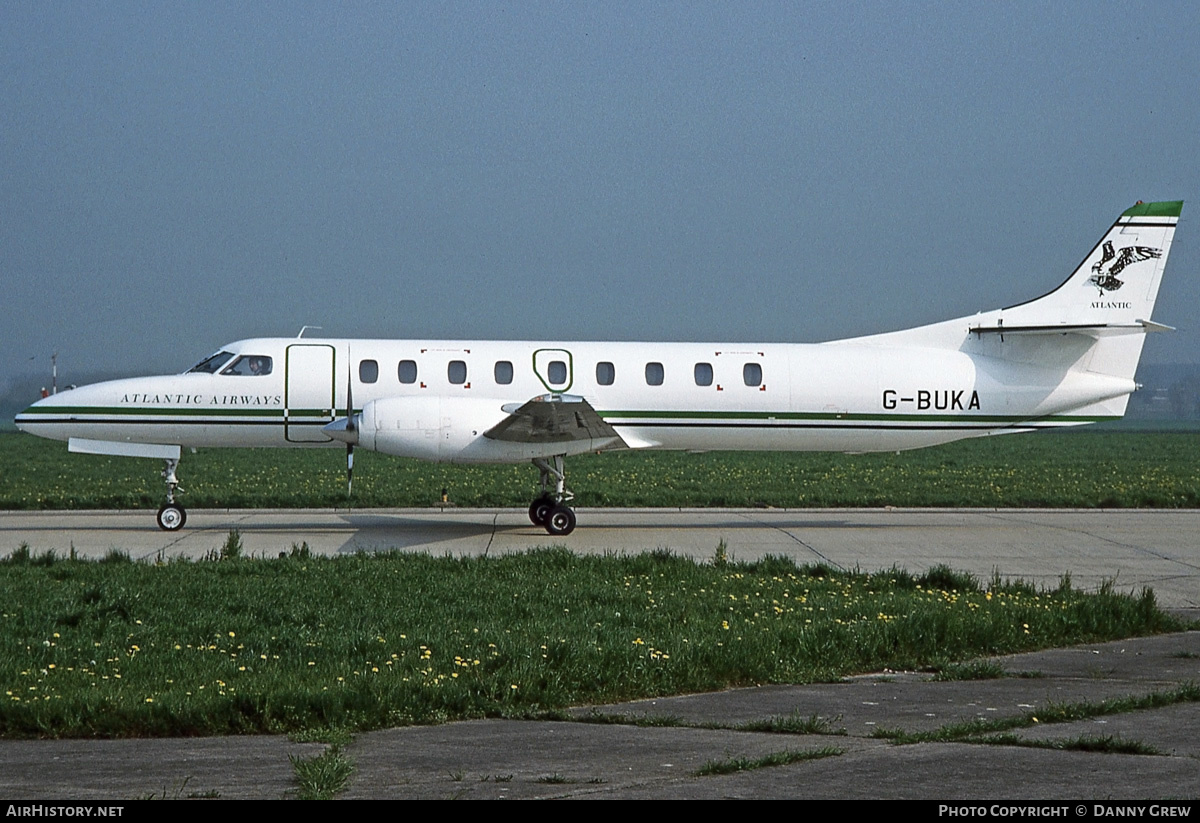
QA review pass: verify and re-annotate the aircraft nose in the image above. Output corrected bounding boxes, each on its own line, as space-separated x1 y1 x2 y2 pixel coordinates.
14 391 61 432
323 416 360 445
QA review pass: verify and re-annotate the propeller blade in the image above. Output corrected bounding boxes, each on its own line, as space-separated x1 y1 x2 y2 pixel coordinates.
346 370 355 496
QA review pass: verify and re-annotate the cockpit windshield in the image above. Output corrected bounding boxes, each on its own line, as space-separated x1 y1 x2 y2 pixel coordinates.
188 351 234 374
221 355 273 376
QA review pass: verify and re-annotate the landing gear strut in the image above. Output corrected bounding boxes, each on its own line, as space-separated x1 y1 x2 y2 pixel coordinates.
156 457 187 531
529 455 576 536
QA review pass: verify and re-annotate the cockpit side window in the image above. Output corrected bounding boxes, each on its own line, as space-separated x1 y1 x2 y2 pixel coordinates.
221 355 274 376
188 352 234 374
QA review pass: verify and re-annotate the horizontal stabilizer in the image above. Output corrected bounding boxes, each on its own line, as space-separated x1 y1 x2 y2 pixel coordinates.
969 319 1175 337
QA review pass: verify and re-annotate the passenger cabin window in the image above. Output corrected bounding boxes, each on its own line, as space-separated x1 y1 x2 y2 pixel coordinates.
547 360 567 385
494 361 513 385
221 355 273 376
743 363 763 387
694 362 713 386
398 360 418 384
645 362 664 386
189 352 234 374
359 359 379 384
448 360 467 384
596 362 615 386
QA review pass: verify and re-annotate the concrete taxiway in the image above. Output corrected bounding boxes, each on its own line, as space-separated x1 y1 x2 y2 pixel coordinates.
2 507 1197 610
0 507 1196 799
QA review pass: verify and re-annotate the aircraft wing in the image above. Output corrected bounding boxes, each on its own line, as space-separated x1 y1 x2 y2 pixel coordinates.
484 393 626 446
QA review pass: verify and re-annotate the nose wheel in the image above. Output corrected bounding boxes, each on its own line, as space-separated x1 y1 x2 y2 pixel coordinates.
157 503 187 531
530 455 576 536
156 457 187 531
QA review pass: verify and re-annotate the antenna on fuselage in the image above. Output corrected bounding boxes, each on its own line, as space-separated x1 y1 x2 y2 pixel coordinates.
297 326 323 338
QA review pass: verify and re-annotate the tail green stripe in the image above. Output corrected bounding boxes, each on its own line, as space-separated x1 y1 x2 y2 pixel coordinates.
1121 201 1183 218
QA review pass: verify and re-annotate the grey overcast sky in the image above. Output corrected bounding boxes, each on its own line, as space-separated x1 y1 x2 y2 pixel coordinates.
2 1 1198 387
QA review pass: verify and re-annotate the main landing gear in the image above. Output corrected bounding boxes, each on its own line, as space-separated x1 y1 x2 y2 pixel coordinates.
156 457 187 531
528 455 576 536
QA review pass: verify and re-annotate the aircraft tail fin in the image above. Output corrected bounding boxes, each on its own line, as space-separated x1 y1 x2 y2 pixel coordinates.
991 200 1181 331
964 201 1182 387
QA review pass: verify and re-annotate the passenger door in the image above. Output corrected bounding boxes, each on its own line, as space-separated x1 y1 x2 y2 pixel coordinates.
285 344 336 442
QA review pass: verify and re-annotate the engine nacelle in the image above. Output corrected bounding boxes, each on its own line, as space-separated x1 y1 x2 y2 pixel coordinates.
358 395 487 461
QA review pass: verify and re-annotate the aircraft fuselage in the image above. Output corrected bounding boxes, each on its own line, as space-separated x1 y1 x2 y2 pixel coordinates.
16 335 1133 461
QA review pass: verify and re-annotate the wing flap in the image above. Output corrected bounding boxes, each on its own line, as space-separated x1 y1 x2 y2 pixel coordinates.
484 394 624 446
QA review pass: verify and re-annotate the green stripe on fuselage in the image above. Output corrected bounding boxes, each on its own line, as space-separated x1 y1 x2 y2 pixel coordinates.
597 410 1118 424
16 405 1117 427
18 405 286 418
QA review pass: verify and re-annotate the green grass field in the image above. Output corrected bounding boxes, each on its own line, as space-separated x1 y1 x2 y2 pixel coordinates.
2 430 1192 740
1 430 1197 510
0 547 1180 738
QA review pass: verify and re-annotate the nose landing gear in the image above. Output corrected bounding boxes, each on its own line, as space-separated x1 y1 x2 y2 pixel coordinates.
529 455 576 536
156 457 187 531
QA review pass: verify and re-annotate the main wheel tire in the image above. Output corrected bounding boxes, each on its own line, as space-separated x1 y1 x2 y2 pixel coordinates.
156 503 187 531
528 495 555 526
544 504 576 536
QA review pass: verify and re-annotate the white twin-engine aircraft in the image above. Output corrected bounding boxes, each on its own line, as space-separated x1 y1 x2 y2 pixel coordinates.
15 201 1183 534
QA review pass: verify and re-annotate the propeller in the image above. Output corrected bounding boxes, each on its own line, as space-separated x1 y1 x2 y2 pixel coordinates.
323 372 361 495
323 366 362 500
345 373 355 497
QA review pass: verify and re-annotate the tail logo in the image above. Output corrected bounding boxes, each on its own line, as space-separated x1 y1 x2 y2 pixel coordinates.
1088 241 1162 296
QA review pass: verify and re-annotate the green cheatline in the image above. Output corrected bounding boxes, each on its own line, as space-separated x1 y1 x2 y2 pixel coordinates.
597 409 1118 424
18 405 284 418
20 405 1117 425
17 406 310 418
